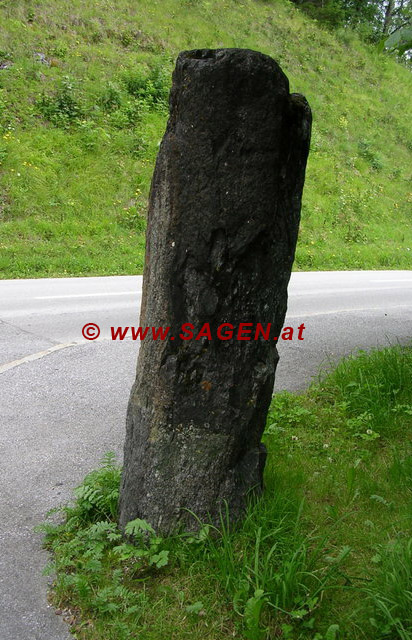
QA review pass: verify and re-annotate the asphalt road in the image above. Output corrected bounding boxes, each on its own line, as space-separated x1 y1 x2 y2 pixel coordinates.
0 271 411 639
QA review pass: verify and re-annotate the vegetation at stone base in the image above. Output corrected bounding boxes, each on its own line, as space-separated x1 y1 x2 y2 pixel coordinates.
41 343 412 639
0 1 411 278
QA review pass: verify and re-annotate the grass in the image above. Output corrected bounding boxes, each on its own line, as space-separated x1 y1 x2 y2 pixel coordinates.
0 0 412 278
41 343 412 639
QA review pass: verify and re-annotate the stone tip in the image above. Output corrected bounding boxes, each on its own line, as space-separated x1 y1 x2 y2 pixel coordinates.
172 48 290 102
177 47 281 67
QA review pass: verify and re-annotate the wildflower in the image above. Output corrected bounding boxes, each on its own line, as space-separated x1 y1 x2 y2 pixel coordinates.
323 443 329 449
366 429 373 435
291 435 298 441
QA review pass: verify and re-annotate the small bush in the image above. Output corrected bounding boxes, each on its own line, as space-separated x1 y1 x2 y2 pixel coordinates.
122 63 170 109
107 98 144 129
37 77 84 127
98 82 122 112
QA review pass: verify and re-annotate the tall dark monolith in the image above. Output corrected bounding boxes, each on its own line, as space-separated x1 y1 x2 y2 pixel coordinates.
119 49 311 535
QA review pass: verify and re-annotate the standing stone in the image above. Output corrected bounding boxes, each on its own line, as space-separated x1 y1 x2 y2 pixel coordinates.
119 48 311 535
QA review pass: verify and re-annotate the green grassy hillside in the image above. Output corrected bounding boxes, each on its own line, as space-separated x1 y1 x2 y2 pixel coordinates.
0 0 411 278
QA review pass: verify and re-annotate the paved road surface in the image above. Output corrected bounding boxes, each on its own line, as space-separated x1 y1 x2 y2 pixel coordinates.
0 271 411 639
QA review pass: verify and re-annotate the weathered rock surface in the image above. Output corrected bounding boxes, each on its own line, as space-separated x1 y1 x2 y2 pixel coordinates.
119 48 311 535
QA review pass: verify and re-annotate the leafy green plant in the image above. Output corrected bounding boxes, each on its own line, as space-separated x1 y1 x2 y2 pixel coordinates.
70 451 121 523
185 600 205 615
113 517 170 570
265 395 315 433
244 589 267 640
37 77 84 127
122 63 170 109
40 453 174 638
98 82 123 112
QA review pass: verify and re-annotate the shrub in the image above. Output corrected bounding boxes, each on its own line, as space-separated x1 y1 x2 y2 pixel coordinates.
98 82 123 112
122 63 170 109
37 77 84 127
